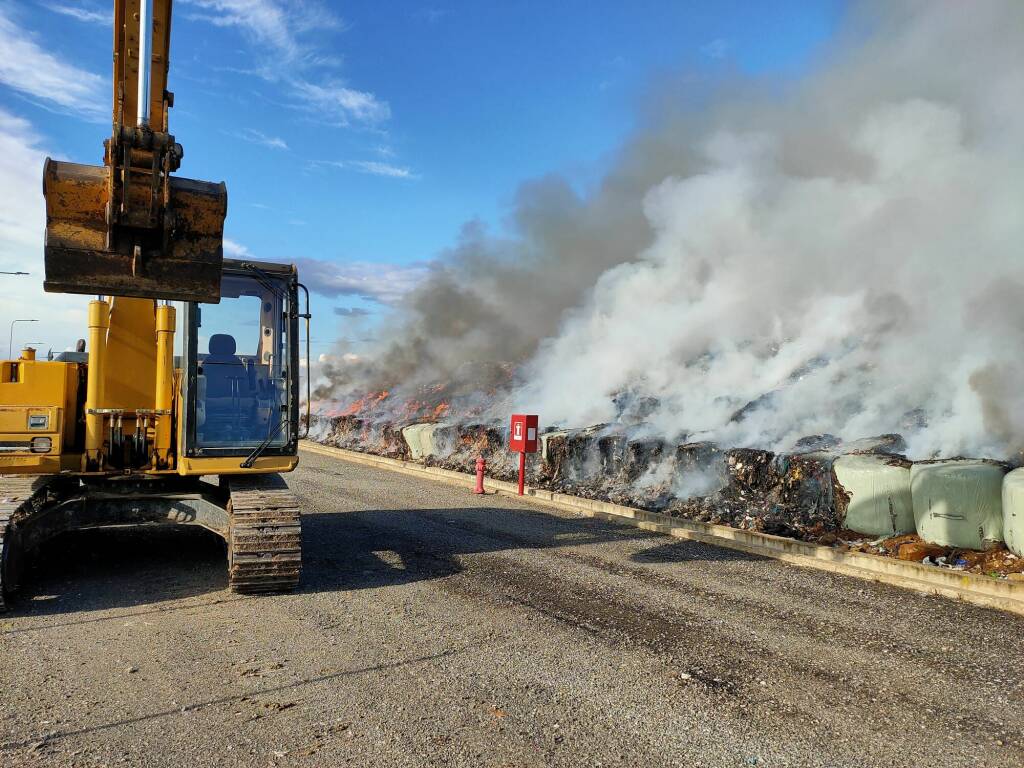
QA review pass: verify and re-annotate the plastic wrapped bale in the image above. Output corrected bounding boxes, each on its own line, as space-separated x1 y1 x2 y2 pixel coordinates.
1002 468 1024 557
401 423 454 460
910 460 1006 550
833 455 913 536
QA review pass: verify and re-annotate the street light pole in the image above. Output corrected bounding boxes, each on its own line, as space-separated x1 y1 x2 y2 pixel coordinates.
9 319 39 359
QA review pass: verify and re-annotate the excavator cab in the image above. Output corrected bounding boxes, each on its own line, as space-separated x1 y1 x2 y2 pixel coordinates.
184 260 300 461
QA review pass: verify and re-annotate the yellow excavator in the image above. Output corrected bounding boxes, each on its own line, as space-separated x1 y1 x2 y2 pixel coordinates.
0 0 310 608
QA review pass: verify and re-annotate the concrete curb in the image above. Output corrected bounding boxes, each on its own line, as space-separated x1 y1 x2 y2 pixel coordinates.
299 441 1024 617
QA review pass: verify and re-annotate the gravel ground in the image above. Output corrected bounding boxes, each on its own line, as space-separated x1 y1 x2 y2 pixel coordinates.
1 448 1023 768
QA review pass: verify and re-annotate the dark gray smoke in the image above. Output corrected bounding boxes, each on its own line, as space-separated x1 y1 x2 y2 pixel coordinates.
316 0 1024 460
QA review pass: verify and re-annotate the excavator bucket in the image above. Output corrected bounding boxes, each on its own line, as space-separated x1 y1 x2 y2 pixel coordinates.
42 159 227 304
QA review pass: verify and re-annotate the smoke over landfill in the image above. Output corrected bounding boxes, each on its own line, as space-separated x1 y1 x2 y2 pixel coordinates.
315 0 1024 461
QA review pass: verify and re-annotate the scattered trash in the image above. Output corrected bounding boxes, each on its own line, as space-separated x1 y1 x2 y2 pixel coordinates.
310 416 1024 579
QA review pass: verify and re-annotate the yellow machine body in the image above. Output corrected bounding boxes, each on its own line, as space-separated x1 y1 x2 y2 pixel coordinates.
0 350 81 475
0 1 306 603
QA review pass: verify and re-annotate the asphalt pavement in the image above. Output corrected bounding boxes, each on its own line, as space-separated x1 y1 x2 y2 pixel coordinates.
1 448 1022 767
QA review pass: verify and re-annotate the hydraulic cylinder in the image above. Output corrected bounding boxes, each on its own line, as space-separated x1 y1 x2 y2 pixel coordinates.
84 299 111 468
154 303 176 466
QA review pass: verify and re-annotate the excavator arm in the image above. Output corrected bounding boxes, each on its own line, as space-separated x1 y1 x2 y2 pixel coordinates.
42 0 227 303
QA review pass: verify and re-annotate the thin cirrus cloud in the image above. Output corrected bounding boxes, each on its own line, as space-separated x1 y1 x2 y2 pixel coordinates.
180 0 322 62
291 81 391 127
43 3 112 25
314 159 418 180
182 0 391 130
0 7 105 119
238 128 289 150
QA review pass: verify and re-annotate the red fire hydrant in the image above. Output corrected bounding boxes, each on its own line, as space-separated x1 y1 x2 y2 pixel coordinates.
474 456 486 494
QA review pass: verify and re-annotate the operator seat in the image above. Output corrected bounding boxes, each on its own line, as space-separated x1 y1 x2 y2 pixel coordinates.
204 334 246 395
200 334 253 441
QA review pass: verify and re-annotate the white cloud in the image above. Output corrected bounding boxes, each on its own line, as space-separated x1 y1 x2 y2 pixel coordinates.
238 128 288 150
183 1 389 130
0 8 105 118
0 109 47 253
183 0 299 59
314 159 418 180
293 257 428 305
349 160 416 179
223 238 254 258
293 81 391 126
0 108 92 353
43 3 112 24
182 0 341 62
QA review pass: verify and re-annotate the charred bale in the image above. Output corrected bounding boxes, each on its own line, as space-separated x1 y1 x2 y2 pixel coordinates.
598 434 628 478
725 449 778 495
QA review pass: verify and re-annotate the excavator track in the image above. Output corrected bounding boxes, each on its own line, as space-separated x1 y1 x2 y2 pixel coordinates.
227 474 302 594
0 476 59 611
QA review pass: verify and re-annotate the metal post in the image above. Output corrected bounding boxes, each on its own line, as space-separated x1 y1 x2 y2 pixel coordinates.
8 319 38 360
517 451 526 496
137 0 154 127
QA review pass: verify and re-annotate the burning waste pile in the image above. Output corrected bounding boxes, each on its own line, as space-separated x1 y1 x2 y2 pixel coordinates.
306 1 1024 578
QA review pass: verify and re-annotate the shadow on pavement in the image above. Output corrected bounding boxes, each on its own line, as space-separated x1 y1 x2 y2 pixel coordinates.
7 526 228 618
8 494 761 615
298 501 759 595
630 538 768 564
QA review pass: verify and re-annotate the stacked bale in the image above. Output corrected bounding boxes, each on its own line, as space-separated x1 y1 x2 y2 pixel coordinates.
833 455 914 537
910 460 1006 550
1001 468 1024 557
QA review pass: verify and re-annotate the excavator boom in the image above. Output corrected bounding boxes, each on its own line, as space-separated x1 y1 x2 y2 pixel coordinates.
42 0 227 303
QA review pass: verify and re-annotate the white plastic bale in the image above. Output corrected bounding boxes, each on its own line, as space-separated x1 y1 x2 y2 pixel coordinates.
833 455 913 536
1001 468 1024 557
401 423 435 460
401 423 453 460
911 460 1006 549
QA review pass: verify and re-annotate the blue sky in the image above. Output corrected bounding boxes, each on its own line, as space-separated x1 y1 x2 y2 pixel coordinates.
0 0 844 356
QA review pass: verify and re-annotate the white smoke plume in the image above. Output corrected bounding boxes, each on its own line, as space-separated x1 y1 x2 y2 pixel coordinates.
322 0 1024 460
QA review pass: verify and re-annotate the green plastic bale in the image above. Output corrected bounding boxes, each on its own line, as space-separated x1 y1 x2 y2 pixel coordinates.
833 455 913 536
401 423 449 460
1001 468 1024 557
911 460 1006 549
